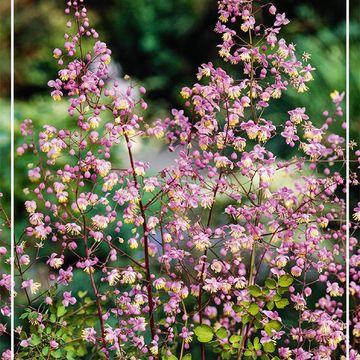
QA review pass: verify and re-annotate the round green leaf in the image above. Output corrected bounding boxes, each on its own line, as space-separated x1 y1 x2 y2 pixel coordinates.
248 303 260 316
215 327 228 339
56 305 67 318
163 355 177 360
248 285 262 297
265 279 277 289
275 299 289 309
264 320 282 336
42 347 49 356
242 314 251 324
278 274 293 287
51 349 63 359
253 337 261 351
229 335 242 343
30 335 41 346
263 341 276 353
244 349 253 357
194 324 214 343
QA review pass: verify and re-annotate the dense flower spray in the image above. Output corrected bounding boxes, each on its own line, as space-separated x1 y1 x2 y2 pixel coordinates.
0 195 11 360
15 0 359 359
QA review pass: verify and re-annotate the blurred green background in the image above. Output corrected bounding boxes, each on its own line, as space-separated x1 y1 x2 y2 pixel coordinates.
0 0 359 355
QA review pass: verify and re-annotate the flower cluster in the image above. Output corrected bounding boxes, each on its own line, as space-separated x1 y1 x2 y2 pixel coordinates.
15 0 357 359
350 201 360 353
0 195 11 360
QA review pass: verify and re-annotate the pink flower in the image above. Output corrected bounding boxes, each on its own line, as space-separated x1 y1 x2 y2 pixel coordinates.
82 328 97 344
274 13 290 27
62 291 76 307
50 340 59 349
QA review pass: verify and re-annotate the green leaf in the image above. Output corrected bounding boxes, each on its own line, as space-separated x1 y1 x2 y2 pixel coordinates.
265 279 277 289
31 335 41 346
19 312 29 320
248 285 262 297
29 312 38 320
278 274 293 287
248 303 260 316
232 305 242 312
216 327 227 339
49 314 56 323
244 350 253 356
263 341 276 353
254 319 263 329
277 287 288 295
264 320 282 336
194 324 214 343
42 347 49 356
51 349 63 359
78 290 88 298
57 305 67 318
183 355 192 360
221 352 232 360
266 301 274 310
223 344 231 351
76 345 87 356
242 314 251 325
65 351 76 360
84 297 93 304
229 335 241 344
62 333 70 341
275 299 289 309
163 355 177 360
253 337 261 351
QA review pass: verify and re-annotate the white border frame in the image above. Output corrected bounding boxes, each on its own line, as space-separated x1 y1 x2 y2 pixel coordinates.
10 0 15 357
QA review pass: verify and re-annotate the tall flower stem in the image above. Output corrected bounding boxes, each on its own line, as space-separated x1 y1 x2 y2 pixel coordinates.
237 242 256 360
124 134 156 342
82 214 108 356
70 16 109 356
75 129 108 356
237 21 258 358
198 96 233 359
197 180 220 360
